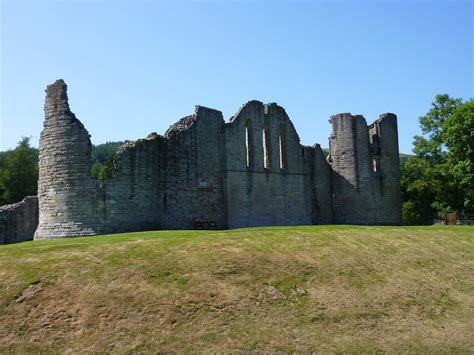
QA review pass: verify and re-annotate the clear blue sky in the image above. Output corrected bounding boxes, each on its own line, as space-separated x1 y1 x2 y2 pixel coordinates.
1 0 473 153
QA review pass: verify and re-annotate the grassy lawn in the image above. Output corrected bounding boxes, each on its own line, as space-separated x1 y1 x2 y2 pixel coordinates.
0 225 473 352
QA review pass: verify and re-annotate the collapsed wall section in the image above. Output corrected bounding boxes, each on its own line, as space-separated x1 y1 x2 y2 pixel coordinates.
34 80 100 240
0 196 38 244
157 106 227 229
97 105 227 231
95 133 164 233
305 145 333 224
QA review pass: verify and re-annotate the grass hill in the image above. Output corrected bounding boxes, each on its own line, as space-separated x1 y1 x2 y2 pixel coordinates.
1 226 473 352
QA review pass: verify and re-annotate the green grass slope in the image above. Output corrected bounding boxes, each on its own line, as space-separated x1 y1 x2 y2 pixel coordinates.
1 226 473 352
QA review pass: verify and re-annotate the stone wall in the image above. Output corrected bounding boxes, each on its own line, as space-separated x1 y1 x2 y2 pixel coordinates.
224 101 314 228
305 145 333 224
158 106 227 229
28 79 402 241
369 114 402 224
328 113 402 225
96 105 227 231
95 133 164 233
0 196 38 244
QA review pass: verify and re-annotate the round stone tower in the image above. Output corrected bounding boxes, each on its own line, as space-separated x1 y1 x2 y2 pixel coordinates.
34 80 98 239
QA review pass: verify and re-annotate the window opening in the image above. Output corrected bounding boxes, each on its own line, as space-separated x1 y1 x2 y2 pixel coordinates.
245 120 253 168
263 121 270 169
373 157 380 172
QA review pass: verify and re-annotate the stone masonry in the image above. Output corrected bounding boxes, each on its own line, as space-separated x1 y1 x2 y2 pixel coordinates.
28 79 401 240
0 196 38 244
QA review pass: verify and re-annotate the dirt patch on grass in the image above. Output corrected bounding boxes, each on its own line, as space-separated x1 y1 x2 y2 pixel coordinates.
14 281 42 304
0 226 473 352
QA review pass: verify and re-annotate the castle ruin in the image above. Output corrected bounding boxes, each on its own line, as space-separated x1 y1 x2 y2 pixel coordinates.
2 79 402 243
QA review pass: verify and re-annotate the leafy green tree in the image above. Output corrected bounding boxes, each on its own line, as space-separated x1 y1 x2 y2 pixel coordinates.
443 100 474 210
412 94 462 164
91 141 124 164
400 157 437 225
90 160 104 181
90 156 115 183
401 95 473 224
0 137 39 205
89 141 121 184
98 156 115 182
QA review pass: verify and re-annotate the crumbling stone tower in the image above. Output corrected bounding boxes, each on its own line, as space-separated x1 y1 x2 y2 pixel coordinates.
328 113 402 225
34 80 99 239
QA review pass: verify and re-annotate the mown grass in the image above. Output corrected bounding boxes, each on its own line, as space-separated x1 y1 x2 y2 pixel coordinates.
0 225 473 352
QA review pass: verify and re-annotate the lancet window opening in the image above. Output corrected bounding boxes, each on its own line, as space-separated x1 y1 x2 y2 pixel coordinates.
245 120 253 168
279 125 286 170
262 120 270 169
373 157 381 172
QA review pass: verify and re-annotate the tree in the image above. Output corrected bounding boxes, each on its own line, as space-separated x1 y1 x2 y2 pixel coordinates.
0 137 39 205
90 156 115 183
91 141 124 164
401 158 432 225
443 100 474 210
401 95 473 224
412 94 462 164
90 160 104 181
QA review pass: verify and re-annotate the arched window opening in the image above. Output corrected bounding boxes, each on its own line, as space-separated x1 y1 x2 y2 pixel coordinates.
245 120 253 168
279 126 286 170
262 120 270 169
373 157 380 172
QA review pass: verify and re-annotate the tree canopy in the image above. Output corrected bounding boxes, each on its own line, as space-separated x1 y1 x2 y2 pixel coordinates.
0 137 38 205
401 96 474 224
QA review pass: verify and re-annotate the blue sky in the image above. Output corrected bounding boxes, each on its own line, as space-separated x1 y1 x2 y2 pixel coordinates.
1 0 472 153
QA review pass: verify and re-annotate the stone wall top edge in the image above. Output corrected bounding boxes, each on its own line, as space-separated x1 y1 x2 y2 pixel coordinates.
226 100 302 145
115 132 166 155
194 105 223 115
228 100 265 123
227 100 290 123
0 196 38 212
303 144 330 163
367 113 397 128
374 112 397 125
330 113 367 121
164 114 197 138
46 79 66 91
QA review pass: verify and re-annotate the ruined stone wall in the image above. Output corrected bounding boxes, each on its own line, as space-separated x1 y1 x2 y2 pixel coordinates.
328 113 402 225
95 134 164 233
28 79 402 241
305 145 333 224
368 114 402 224
153 117 200 230
156 106 226 229
0 196 38 244
184 107 226 228
224 101 314 228
96 106 226 231
34 80 100 240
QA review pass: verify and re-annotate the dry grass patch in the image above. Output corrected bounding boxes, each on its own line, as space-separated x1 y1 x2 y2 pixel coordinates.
0 226 473 352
